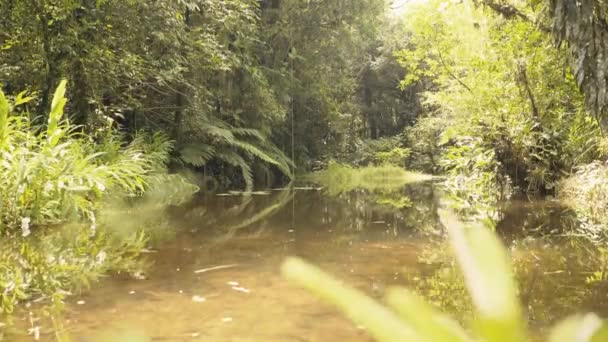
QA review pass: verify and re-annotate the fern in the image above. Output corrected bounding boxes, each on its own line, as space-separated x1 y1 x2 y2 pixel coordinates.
231 127 266 140
179 144 216 167
214 148 254 191
177 118 294 191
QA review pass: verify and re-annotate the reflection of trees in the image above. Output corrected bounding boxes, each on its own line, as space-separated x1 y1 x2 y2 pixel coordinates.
513 237 608 327
174 187 295 241
213 189 295 242
292 182 444 240
407 203 608 330
173 170 443 244
171 167 608 331
301 163 442 238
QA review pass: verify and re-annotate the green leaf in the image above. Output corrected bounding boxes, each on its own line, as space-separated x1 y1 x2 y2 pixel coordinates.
50 80 67 114
281 257 420 342
385 287 472 342
47 80 68 144
439 209 526 342
0 89 9 146
14 90 36 106
0 89 8 125
592 324 608 342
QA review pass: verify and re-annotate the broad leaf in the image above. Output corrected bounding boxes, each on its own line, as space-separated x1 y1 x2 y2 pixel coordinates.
439 209 526 342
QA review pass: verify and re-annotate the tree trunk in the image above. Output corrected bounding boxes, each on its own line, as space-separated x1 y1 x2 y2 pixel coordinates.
38 11 56 116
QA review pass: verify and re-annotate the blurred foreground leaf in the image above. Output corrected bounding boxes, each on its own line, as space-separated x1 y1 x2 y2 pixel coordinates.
281 257 419 341
439 209 526 342
283 209 608 341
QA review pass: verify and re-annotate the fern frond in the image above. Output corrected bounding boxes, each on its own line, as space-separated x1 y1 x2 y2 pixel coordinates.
203 125 235 142
215 148 254 191
178 114 294 189
232 128 266 141
231 140 280 166
179 144 216 167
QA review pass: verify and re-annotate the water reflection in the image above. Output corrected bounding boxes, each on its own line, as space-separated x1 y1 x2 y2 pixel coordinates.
4 178 608 341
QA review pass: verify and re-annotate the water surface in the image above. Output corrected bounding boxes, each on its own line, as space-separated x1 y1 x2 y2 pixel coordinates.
9 181 608 341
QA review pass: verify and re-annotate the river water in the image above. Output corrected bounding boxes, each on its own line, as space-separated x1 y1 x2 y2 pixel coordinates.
8 180 608 341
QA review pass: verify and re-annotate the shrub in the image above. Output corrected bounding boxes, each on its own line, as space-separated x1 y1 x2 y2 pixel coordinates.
440 137 510 220
0 81 171 235
404 115 445 173
340 136 409 167
559 161 608 240
374 147 411 167
0 81 198 316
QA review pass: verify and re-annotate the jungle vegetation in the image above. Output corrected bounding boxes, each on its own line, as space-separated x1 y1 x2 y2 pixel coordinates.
1 0 608 340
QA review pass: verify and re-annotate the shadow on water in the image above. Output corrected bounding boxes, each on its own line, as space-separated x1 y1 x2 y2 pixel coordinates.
6 167 608 341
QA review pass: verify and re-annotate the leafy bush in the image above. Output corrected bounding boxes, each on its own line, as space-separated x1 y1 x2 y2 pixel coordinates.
374 147 411 167
439 137 510 220
282 210 608 341
339 136 410 167
404 115 445 173
397 0 601 205
0 81 198 316
559 161 608 239
0 81 174 235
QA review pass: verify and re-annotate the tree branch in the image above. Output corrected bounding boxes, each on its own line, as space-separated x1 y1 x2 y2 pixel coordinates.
437 48 473 93
479 0 550 33
518 61 539 120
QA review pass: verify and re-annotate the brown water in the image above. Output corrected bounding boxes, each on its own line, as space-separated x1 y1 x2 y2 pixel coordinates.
8 182 608 341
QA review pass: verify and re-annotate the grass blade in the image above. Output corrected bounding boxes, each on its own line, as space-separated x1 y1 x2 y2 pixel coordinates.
439 209 526 342
549 314 608 342
281 257 421 342
385 287 472 342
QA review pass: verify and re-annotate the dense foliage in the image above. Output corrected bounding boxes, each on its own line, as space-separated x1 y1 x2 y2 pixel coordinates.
0 0 406 186
391 0 608 223
0 82 198 316
0 81 165 234
3 0 608 339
